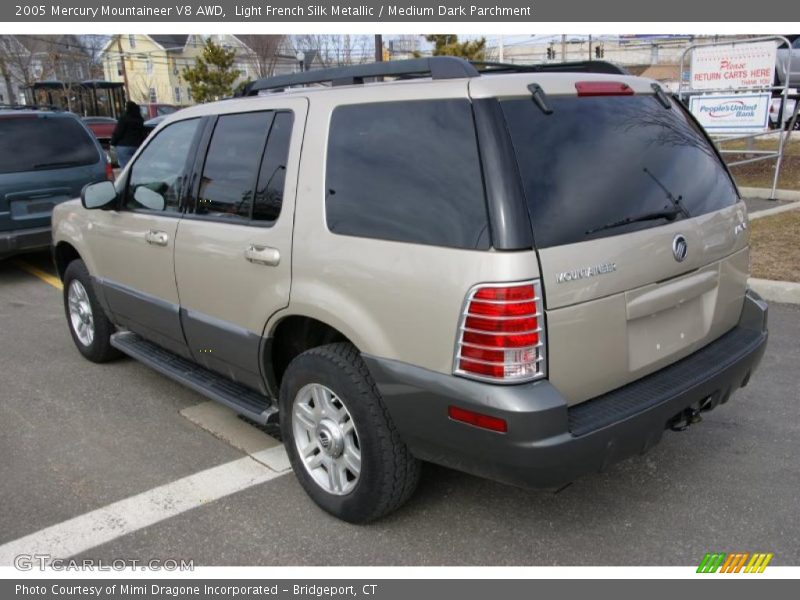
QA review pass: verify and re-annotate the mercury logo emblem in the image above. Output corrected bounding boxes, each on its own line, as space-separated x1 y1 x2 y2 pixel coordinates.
672 234 688 262
318 430 332 450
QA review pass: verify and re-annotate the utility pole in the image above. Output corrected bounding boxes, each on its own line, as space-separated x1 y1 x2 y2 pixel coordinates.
498 35 504 62
374 34 383 62
116 35 130 102
588 35 592 60
561 34 566 61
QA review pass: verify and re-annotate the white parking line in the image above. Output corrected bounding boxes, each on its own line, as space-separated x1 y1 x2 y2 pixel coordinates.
0 454 290 565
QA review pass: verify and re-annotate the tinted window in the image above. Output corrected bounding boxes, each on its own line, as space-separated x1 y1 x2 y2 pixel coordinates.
0 115 99 174
127 118 200 212
326 100 489 249
501 95 738 248
197 112 274 219
253 112 293 222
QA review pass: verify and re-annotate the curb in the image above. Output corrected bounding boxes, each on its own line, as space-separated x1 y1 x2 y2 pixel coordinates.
748 278 800 305
740 187 800 202
749 201 800 220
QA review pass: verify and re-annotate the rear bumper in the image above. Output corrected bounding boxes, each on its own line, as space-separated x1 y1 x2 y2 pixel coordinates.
0 226 52 258
365 291 769 489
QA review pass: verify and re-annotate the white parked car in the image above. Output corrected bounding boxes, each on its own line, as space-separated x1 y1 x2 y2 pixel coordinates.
769 93 799 130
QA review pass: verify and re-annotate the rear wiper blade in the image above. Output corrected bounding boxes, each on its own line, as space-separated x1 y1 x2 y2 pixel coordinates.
586 207 682 235
33 161 83 169
643 167 691 218
651 83 672 109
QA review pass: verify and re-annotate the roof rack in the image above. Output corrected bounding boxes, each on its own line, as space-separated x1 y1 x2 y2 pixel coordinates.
241 57 630 96
472 60 629 76
243 57 479 95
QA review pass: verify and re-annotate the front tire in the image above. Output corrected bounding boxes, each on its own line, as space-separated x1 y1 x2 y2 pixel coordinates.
279 343 420 523
63 259 120 363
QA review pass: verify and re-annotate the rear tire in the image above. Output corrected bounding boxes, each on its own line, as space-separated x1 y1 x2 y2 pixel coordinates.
279 342 421 523
63 259 120 363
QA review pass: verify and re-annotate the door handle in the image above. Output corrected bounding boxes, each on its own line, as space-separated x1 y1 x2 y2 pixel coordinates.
244 244 280 267
144 230 169 246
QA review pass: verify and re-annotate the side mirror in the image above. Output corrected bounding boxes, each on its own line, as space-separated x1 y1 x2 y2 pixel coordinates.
81 181 117 210
133 186 165 211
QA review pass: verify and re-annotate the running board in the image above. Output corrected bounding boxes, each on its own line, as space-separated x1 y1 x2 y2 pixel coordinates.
110 331 278 425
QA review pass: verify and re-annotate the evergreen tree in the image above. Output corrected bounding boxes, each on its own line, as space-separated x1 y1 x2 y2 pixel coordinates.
183 38 241 103
424 35 487 61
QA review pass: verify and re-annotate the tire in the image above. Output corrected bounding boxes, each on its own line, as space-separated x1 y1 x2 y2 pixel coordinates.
279 342 421 523
63 259 121 363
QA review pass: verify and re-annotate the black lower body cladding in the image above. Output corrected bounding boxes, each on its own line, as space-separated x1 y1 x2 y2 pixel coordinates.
364 291 768 489
0 226 51 259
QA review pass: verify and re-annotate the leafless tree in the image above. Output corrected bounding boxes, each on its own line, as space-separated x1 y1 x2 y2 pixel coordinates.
0 35 41 103
0 35 108 108
291 35 373 67
236 35 286 78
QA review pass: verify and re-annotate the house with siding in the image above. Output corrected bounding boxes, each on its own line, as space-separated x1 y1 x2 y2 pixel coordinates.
100 34 304 107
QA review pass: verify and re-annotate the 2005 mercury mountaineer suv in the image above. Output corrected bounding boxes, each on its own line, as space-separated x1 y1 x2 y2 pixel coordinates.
52 57 769 523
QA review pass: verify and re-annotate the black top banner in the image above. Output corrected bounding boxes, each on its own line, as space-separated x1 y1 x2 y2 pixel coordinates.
2 0 789 22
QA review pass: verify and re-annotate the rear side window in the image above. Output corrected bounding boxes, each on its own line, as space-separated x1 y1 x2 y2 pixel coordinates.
253 112 293 222
501 95 739 248
0 115 99 174
326 99 490 249
197 111 275 219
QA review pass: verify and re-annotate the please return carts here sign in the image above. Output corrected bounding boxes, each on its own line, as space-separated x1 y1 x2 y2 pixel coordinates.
690 42 777 90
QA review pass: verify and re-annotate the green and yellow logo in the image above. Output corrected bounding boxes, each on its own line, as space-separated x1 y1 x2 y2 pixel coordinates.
697 552 773 573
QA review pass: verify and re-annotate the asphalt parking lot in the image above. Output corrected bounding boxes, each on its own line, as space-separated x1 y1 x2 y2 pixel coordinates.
1 250 798 566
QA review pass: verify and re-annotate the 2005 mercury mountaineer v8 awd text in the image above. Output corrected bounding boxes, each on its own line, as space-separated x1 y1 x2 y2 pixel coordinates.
51 57 768 523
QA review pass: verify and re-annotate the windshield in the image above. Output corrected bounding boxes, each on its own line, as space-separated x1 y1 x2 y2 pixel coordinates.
500 94 739 248
0 115 99 174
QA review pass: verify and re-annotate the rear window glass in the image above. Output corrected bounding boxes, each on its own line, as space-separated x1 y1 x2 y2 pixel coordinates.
0 115 99 174
326 99 490 249
501 95 738 248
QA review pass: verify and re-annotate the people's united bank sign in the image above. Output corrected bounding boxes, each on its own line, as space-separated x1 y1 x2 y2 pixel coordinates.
689 93 771 133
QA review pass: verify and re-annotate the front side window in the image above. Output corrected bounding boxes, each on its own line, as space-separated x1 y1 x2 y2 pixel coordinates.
325 99 489 249
196 111 274 219
126 118 200 213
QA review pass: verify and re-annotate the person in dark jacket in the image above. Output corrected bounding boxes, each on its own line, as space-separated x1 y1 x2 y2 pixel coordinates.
111 101 147 168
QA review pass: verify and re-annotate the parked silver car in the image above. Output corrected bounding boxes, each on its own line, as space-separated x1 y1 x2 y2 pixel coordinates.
52 58 768 523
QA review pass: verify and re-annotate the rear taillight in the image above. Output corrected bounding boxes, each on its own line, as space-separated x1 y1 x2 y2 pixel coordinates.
575 81 634 96
454 281 546 383
105 161 114 181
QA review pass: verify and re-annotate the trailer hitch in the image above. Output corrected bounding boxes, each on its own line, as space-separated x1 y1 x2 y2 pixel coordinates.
668 405 703 432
